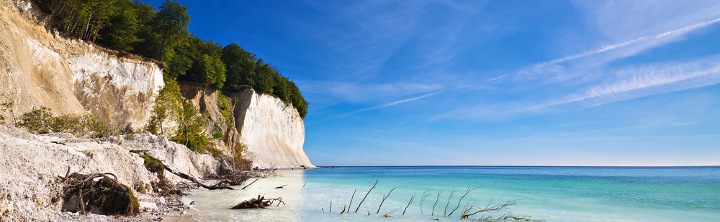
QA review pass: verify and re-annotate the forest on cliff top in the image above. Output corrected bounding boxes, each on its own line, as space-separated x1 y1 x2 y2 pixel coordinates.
35 0 308 118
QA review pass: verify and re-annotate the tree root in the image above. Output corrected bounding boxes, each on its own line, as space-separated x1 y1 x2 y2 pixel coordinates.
58 172 139 216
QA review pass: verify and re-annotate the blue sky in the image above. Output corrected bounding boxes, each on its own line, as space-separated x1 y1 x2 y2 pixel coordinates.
147 0 720 166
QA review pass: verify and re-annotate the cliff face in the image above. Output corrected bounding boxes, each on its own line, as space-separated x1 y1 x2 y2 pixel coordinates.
0 0 163 128
233 89 314 169
1 0 313 169
180 83 314 169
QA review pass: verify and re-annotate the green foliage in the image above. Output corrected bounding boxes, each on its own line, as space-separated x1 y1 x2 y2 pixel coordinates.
233 142 253 170
217 92 230 117
221 45 308 118
146 78 183 135
50 114 82 133
14 107 111 137
253 62 276 94
198 54 226 89
209 147 223 159
40 0 119 41
222 43 257 89
211 125 224 140
96 0 140 51
82 113 112 138
170 103 208 152
139 154 164 173
155 0 190 60
15 107 53 134
40 0 308 120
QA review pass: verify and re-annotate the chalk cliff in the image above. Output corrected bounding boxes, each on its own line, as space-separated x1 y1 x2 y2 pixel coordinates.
181 83 314 169
1 0 312 168
0 0 164 129
232 88 313 169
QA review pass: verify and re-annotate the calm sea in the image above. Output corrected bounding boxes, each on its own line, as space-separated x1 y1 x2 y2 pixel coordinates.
183 166 720 221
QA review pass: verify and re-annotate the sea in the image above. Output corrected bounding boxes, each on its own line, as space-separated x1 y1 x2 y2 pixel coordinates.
181 166 720 221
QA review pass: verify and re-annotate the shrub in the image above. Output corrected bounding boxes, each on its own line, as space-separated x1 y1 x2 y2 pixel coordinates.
171 103 209 152
16 107 54 134
233 142 252 170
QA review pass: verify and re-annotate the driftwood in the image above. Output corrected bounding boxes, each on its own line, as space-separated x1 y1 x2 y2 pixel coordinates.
354 179 378 213
444 187 458 216
345 189 356 214
432 189 443 216
448 187 476 216
242 178 259 189
402 193 414 215
376 188 395 214
230 195 285 209
163 166 233 190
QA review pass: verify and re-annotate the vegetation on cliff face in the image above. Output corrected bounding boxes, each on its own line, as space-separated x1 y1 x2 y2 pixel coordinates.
37 0 308 118
11 105 116 138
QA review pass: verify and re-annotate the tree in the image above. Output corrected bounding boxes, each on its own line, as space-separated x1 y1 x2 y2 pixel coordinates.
253 62 276 94
182 38 226 89
97 0 139 51
146 78 183 135
171 103 208 152
222 43 257 91
130 1 160 59
198 54 226 89
273 74 290 103
154 0 190 61
289 81 308 118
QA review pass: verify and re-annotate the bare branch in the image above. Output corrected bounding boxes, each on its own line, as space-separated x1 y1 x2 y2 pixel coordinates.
448 187 477 216
419 188 431 214
402 193 415 215
354 180 378 213
348 189 356 213
376 188 395 214
432 189 443 216
444 187 457 216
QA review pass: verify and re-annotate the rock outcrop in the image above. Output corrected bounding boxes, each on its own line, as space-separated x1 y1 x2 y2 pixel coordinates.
180 83 314 169
0 125 219 220
0 0 164 129
232 88 314 169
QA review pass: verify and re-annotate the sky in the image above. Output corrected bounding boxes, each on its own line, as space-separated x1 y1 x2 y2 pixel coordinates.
145 0 720 166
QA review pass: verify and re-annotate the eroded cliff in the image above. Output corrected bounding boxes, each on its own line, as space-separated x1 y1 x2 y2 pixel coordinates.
0 0 164 129
1 0 312 169
181 83 314 169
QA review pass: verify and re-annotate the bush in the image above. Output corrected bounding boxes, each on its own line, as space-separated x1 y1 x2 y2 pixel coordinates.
14 106 113 137
233 142 252 170
170 103 209 152
15 107 54 134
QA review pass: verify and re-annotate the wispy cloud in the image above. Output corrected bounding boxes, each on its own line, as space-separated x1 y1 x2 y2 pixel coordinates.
445 23 720 121
298 81 443 103
307 91 442 124
536 17 720 68
350 91 442 115
490 56 720 118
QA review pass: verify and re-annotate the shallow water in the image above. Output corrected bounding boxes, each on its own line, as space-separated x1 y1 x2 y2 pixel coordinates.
183 166 720 221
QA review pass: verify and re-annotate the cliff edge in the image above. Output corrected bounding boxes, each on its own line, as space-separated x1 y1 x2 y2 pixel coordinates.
181 83 314 169
232 88 314 169
0 0 164 129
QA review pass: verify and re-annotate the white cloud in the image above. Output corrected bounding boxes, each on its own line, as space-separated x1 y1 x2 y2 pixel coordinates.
298 81 443 103
351 91 441 114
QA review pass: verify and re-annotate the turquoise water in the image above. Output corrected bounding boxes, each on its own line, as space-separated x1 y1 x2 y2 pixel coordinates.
185 166 720 221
